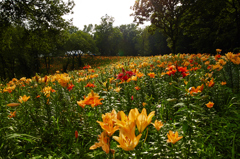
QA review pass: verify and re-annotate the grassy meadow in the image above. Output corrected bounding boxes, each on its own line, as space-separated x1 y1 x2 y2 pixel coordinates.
1 52 240 159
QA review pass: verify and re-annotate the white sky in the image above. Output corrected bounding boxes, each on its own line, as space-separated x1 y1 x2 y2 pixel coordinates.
63 0 150 30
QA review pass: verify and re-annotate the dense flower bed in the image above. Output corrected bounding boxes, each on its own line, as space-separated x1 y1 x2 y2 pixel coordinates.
1 52 240 158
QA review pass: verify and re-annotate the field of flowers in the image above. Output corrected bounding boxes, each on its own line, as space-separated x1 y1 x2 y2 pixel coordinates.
1 52 240 159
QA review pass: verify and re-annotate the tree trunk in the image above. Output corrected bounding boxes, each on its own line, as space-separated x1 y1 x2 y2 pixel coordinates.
77 55 82 68
0 54 7 80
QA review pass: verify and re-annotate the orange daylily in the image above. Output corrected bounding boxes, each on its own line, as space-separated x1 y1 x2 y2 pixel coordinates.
142 102 147 107
208 78 215 87
135 86 140 90
221 81 227 85
8 111 16 118
77 90 103 108
97 109 119 137
89 131 110 154
18 95 30 103
188 84 204 96
114 87 121 93
167 131 183 144
148 72 156 78
206 101 214 108
152 120 164 131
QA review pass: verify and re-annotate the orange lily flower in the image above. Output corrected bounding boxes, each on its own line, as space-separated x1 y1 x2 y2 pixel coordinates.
8 111 16 118
77 90 103 108
135 86 140 90
167 131 183 144
89 131 110 154
208 78 215 87
152 120 164 131
113 121 142 151
206 101 214 108
221 81 227 85
148 72 156 78
97 109 119 137
18 95 30 103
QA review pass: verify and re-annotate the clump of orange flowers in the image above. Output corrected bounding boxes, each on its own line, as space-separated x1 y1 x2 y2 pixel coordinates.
77 90 103 108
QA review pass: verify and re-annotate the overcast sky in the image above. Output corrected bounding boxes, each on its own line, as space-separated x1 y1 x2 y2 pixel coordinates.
63 0 150 30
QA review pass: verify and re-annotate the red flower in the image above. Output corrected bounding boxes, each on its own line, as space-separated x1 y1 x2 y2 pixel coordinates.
117 69 135 81
177 66 188 73
83 65 91 69
131 95 134 100
67 84 75 91
85 82 96 88
75 130 78 139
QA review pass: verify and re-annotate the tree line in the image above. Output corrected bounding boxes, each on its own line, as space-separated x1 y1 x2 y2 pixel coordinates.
1 0 239 80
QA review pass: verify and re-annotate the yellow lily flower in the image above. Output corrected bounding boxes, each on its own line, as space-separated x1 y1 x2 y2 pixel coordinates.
113 121 142 151
167 131 183 144
18 95 30 103
97 109 119 137
136 108 155 133
128 108 139 123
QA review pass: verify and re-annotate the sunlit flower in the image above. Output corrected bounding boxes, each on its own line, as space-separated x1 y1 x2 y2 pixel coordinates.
136 108 155 133
42 86 55 97
128 108 139 123
148 72 156 78
58 75 70 87
114 87 121 93
152 120 164 131
142 102 147 107
90 131 110 154
77 100 86 108
136 72 144 78
18 95 30 103
113 121 142 151
206 101 214 108
77 90 103 108
97 109 119 137
167 131 183 144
